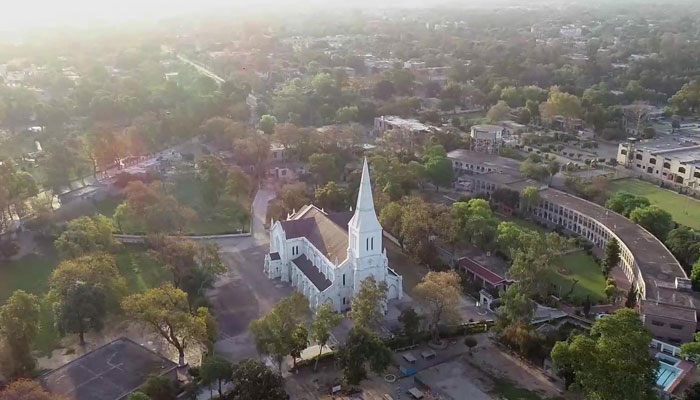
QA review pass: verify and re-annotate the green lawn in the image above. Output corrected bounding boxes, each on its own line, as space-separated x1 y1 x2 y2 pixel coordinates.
1 241 168 355
548 251 606 303
497 215 549 235
609 178 700 230
0 240 59 303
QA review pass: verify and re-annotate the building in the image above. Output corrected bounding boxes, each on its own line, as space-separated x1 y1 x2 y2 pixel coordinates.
264 159 403 312
447 149 522 177
458 151 698 343
617 136 700 193
501 120 527 137
373 116 430 136
560 25 583 39
469 125 504 154
458 257 512 292
40 338 178 400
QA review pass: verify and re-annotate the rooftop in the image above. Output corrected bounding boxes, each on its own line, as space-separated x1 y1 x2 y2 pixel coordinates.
40 338 177 400
472 124 504 133
376 115 430 132
281 206 353 264
292 254 332 291
447 149 522 174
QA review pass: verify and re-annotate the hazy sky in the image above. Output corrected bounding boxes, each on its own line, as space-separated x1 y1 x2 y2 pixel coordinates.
1 0 442 31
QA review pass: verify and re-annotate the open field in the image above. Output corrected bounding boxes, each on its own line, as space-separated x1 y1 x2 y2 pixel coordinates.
1 239 168 354
548 251 606 303
609 178 700 229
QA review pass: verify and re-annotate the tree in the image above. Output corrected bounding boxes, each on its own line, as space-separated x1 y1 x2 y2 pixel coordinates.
49 253 126 308
225 166 253 201
452 199 498 249
464 336 478 354
666 226 700 267
625 287 638 309
121 284 214 365
197 156 228 207
682 383 700 400
259 114 277 135
141 375 177 400
424 155 454 192
54 215 117 259
520 160 550 182
373 80 395 100
337 327 392 385
551 309 657 400
486 100 511 123
602 238 621 276
0 291 40 378
497 284 536 329
398 307 422 345
314 181 347 212
289 325 309 368
308 153 339 184
54 283 106 345
229 358 289 400
349 278 388 330
605 192 650 217
540 87 583 127
629 205 674 240
413 271 461 342
520 186 540 212
691 258 700 290
0 380 69 400
249 293 308 372
679 332 700 360
147 235 198 289
201 355 233 398
669 81 700 115
310 303 343 371
379 202 404 247
336 106 359 123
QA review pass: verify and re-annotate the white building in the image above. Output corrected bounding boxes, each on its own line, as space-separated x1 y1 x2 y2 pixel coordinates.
264 159 403 312
617 136 700 193
469 125 504 154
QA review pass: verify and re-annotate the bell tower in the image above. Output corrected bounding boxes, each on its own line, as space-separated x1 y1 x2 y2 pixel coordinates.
348 158 385 292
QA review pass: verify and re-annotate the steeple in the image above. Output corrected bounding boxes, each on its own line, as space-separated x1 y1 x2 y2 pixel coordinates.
348 158 383 235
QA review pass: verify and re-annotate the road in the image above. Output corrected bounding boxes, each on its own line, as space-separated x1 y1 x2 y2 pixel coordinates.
177 54 225 85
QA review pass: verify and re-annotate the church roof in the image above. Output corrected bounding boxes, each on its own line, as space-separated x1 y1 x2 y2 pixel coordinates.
280 208 353 263
292 254 332 291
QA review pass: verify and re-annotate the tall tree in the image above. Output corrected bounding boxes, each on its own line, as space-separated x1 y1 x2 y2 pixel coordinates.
249 293 309 372
602 238 621 276
337 327 392 385
121 284 214 365
551 309 657 400
398 307 422 345
49 253 127 308
54 283 106 345
310 303 342 371
54 215 117 259
229 358 289 400
424 155 453 192
349 278 388 330
200 355 233 398
0 291 40 378
486 100 511 123
629 205 674 240
413 271 462 342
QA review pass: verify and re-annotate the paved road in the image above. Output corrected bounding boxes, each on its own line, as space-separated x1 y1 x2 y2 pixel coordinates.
177 54 225 84
205 187 293 362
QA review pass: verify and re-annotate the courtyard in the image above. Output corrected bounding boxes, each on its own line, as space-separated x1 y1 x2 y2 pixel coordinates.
548 250 607 303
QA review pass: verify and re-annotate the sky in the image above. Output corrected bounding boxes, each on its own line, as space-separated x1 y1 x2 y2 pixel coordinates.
1 0 443 31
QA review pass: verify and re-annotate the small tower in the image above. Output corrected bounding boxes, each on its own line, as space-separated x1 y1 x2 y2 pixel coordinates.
348 158 386 292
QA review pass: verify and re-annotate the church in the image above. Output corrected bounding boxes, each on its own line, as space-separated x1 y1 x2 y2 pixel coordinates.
264 158 403 312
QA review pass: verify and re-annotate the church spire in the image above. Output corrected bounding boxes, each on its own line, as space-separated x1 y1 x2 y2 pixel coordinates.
356 158 375 212
348 158 382 233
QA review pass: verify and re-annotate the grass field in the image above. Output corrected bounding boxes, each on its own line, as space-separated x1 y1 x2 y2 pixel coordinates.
497 215 549 235
609 178 700 230
548 251 606 303
1 241 168 354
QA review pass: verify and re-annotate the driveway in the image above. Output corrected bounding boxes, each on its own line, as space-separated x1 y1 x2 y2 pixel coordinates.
206 186 289 361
